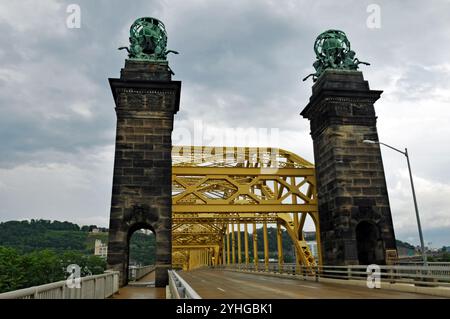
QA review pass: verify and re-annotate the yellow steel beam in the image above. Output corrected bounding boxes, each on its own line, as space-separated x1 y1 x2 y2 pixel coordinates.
253 223 258 270
226 226 230 265
237 223 242 264
222 234 226 265
244 223 249 265
173 245 219 249
173 204 317 213
231 223 236 264
263 222 269 271
277 222 284 268
173 167 314 176
170 146 320 272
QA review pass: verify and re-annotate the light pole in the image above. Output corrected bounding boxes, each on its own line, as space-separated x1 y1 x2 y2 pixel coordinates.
362 140 428 266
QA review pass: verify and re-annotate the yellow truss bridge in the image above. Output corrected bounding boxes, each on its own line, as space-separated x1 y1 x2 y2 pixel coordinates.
171 146 321 271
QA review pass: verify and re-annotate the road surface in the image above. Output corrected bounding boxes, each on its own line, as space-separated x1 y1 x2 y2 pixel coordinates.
179 269 440 299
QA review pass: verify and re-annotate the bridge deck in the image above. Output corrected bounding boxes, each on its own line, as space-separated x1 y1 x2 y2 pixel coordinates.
112 271 165 299
179 269 440 299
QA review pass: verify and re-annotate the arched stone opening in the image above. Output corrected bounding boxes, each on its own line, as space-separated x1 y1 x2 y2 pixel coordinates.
127 222 156 283
356 221 385 265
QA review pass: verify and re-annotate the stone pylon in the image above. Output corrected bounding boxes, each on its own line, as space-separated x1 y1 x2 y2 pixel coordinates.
301 70 397 266
107 60 181 287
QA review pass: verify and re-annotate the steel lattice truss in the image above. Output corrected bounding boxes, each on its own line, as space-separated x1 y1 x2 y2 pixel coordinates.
171 146 321 271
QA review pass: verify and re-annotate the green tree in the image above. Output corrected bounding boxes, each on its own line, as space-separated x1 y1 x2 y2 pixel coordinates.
61 251 106 276
129 231 155 265
0 247 107 294
0 247 26 292
23 250 65 287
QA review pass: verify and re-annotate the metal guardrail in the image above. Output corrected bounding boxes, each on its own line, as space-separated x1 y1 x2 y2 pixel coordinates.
0 271 120 299
397 261 450 267
393 262 450 281
128 265 155 281
219 263 450 288
168 270 202 299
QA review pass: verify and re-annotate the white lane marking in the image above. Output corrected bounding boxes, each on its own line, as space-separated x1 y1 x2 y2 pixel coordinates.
298 285 319 289
217 287 226 292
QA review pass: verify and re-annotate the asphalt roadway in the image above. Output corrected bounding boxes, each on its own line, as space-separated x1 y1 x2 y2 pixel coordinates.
178 269 440 299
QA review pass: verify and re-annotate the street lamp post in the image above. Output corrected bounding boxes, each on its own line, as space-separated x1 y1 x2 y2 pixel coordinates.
362 140 428 266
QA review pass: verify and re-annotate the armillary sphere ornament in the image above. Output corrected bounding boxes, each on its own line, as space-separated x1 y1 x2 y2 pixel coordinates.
119 17 179 61
303 29 370 82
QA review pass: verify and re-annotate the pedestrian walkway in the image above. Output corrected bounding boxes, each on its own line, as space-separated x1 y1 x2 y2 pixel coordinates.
111 271 165 299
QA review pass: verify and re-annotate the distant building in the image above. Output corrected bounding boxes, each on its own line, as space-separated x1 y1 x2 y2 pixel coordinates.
302 231 318 260
307 242 318 260
303 231 316 242
87 226 108 233
94 239 108 258
396 240 416 257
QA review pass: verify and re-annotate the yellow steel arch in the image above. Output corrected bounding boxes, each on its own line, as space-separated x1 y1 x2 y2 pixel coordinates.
171 146 321 272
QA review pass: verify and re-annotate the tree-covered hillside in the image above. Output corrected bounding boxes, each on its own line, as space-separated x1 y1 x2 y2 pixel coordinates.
0 220 303 264
0 219 156 294
0 220 95 254
129 231 156 265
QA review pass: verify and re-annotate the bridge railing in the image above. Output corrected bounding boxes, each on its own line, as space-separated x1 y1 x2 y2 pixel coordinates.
128 265 155 282
168 270 202 299
397 261 450 268
0 271 120 299
219 263 450 288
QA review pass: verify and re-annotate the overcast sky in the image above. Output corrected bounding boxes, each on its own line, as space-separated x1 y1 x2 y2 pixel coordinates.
0 0 449 247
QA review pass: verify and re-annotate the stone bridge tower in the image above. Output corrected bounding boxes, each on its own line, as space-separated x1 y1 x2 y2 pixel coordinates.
107 60 180 287
107 17 181 287
301 69 397 266
301 30 397 266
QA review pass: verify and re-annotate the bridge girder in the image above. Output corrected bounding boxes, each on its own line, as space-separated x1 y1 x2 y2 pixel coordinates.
171 146 321 271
